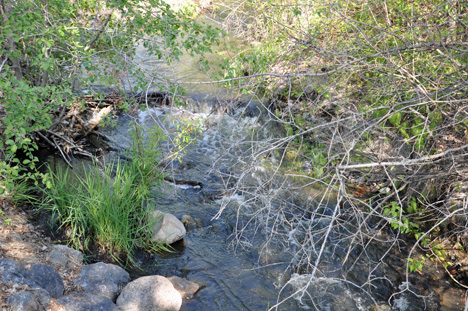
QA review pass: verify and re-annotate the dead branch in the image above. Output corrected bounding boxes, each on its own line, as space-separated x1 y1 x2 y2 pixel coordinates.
336 143 468 170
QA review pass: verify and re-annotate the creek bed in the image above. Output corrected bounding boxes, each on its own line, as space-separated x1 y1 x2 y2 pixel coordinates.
96 100 464 310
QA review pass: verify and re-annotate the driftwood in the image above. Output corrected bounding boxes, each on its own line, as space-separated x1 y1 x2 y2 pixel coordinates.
36 94 118 166
36 91 171 167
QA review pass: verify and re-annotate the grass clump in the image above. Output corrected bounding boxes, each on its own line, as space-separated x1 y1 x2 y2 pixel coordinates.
38 123 165 265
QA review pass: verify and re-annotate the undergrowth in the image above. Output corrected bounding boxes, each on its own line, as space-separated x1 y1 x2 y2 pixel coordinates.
37 122 166 266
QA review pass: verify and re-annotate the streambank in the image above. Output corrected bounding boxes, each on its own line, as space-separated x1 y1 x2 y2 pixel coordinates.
2 93 468 310
0 208 200 310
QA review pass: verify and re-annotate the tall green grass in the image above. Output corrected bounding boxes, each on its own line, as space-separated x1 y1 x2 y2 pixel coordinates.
38 123 166 265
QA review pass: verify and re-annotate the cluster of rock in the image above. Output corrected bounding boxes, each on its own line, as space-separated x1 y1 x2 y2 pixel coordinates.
0 212 201 311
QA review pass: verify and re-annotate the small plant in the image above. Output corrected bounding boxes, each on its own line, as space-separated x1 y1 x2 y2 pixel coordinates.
172 117 204 161
383 201 419 234
0 209 11 227
408 256 425 273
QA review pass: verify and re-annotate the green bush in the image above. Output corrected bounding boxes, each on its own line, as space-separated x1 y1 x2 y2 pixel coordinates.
0 0 221 187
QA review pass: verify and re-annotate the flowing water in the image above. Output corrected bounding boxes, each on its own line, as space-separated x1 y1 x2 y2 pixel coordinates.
75 2 467 310
98 100 464 310
102 102 304 310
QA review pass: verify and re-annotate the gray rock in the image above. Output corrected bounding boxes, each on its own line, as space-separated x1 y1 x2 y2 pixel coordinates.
74 262 130 301
23 264 64 298
29 288 51 309
167 276 202 299
47 250 68 268
7 291 40 311
0 258 25 285
117 275 182 311
181 214 203 230
55 293 119 311
0 259 62 300
6 288 51 310
150 211 186 244
52 244 84 268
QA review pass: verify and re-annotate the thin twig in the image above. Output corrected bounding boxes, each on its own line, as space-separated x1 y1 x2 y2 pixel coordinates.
46 130 79 147
336 143 468 170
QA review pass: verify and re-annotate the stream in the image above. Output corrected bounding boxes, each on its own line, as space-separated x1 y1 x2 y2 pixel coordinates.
68 2 467 310
96 100 463 310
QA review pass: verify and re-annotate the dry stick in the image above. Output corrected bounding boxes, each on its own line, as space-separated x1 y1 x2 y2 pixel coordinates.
0 56 7 73
37 131 74 168
52 138 73 168
50 106 68 131
74 150 96 161
36 131 55 149
83 13 112 52
46 130 79 147
465 290 468 311
436 251 468 290
336 143 468 170
69 115 76 131
310 174 342 280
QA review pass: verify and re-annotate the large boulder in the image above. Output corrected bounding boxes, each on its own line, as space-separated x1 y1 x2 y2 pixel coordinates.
116 275 182 311
55 293 119 311
150 211 186 244
74 262 130 301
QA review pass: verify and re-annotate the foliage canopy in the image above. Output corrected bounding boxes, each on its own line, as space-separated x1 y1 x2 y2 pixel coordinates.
0 0 221 187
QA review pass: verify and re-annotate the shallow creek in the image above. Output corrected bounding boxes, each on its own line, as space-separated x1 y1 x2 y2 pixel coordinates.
64 3 467 309
95 100 465 310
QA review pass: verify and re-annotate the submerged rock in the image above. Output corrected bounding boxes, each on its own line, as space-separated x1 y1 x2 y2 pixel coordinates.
117 275 182 311
150 211 186 244
167 276 202 299
55 293 119 311
74 262 130 301
181 214 203 230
